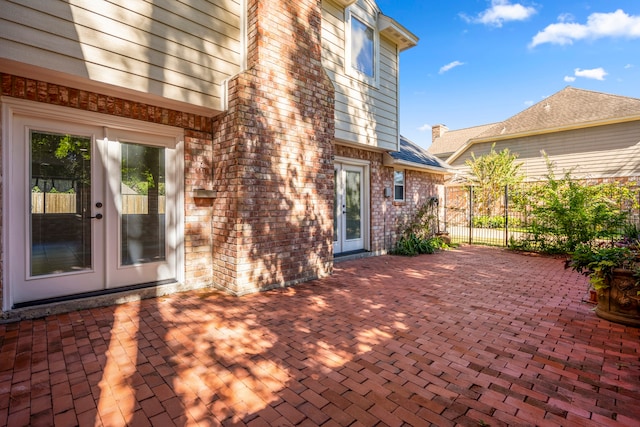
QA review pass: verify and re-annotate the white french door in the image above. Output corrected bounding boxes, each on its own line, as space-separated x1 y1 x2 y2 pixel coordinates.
11 118 106 303
334 162 368 254
3 101 183 308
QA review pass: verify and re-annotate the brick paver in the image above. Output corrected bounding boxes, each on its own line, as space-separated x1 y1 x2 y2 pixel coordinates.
1 246 639 426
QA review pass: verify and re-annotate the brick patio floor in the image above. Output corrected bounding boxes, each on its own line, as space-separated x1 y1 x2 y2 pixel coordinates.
1 246 639 427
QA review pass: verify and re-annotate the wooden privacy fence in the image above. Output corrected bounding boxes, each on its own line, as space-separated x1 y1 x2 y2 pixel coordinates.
31 193 76 214
31 193 166 214
121 195 166 214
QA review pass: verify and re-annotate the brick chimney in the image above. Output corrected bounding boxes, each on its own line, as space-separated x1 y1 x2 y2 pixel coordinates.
432 124 448 142
210 0 335 295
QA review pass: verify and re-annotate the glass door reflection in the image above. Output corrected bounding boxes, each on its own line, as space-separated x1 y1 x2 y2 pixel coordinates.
120 142 166 266
30 131 92 276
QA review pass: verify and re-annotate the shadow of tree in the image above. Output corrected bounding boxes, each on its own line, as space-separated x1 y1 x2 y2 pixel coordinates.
210 0 334 295
143 246 639 425
5 248 640 425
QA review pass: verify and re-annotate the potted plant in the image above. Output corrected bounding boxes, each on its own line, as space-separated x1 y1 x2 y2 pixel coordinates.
568 243 640 327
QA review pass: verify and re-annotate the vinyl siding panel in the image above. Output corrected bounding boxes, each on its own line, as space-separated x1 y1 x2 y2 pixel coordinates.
0 0 243 113
450 121 640 180
322 0 399 152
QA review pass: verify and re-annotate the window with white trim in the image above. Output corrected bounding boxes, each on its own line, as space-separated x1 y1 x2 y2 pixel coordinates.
347 10 379 85
351 16 374 76
394 170 405 201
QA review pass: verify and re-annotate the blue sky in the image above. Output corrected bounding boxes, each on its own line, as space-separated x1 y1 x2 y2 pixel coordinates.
377 0 640 149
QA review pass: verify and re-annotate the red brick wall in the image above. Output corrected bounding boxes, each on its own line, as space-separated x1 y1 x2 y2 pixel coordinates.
334 145 389 252
0 73 216 295
210 0 335 295
0 0 335 301
392 170 445 240
335 144 445 252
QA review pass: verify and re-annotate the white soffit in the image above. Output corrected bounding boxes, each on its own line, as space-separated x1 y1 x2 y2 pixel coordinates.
378 14 418 51
333 0 357 7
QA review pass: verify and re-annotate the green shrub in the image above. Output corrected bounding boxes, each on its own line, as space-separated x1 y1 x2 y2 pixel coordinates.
392 234 446 256
568 244 636 290
473 215 506 229
508 158 636 253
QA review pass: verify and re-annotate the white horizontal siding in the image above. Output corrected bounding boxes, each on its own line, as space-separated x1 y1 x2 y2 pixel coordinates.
322 0 399 152
451 121 640 180
0 0 243 113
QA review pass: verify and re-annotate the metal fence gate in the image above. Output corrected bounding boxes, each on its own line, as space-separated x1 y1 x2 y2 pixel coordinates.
443 185 516 246
443 182 640 247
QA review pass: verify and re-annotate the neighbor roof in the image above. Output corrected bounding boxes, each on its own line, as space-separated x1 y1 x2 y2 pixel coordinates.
428 123 497 157
432 87 640 163
475 86 640 140
385 136 454 174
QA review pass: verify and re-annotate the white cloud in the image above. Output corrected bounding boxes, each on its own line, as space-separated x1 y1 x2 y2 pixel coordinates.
530 9 640 48
462 0 537 27
574 67 608 80
418 124 432 132
564 76 576 82
625 64 634 69
439 61 465 74
557 13 575 23
524 100 534 106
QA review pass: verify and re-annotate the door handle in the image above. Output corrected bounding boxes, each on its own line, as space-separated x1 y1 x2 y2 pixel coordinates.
88 213 103 220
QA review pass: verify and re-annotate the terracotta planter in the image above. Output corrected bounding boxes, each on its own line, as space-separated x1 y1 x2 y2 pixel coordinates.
435 232 451 245
595 268 640 327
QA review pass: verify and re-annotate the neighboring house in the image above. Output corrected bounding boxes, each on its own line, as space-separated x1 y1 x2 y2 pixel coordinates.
0 0 447 317
428 123 498 162
428 86 640 181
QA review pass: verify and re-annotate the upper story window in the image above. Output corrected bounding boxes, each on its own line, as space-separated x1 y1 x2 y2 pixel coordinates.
394 170 405 201
351 17 374 77
347 9 379 86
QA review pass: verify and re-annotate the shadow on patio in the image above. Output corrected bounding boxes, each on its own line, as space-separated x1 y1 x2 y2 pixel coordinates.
1 246 639 426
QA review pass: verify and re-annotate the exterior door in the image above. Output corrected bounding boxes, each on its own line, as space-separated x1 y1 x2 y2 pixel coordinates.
334 163 365 254
6 110 181 307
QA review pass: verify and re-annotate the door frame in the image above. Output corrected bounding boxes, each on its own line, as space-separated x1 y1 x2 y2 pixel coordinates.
333 156 370 254
2 98 185 311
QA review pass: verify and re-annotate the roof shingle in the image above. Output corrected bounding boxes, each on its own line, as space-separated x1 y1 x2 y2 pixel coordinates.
390 136 451 170
477 86 640 139
428 123 497 156
427 86 640 159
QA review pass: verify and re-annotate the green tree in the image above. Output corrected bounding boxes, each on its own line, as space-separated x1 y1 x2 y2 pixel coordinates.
465 143 523 217
31 132 91 186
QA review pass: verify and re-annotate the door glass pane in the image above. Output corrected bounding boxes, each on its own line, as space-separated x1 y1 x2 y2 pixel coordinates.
334 169 339 243
121 142 166 266
30 131 92 276
345 170 361 240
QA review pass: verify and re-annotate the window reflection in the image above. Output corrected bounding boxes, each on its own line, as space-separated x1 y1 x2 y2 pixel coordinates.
30 131 92 276
345 170 361 240
120 143 166 266
351 16 374 77
394 170 405 201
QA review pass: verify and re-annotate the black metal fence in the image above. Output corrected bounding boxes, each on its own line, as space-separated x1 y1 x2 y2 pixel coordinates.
443 181 640 247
